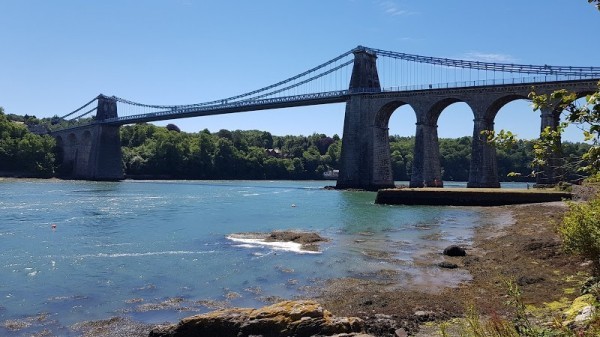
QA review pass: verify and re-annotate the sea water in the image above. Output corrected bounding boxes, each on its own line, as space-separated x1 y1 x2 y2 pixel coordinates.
0 179 520 335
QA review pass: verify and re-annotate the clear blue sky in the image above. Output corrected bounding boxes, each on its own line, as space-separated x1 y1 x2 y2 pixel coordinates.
1 0 598 141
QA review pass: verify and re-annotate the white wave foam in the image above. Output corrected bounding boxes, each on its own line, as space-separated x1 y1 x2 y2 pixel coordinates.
226 236 320 254
234 244 260 249
78 250 215 258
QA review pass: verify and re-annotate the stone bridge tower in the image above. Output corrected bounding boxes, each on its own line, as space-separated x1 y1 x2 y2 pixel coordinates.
336 48 395 190
52 95 123 180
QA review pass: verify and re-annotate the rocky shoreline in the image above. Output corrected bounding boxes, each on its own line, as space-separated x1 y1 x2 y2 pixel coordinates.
145 199 592 337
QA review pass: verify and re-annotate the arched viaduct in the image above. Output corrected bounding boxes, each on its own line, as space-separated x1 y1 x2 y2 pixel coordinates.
335 50 598 190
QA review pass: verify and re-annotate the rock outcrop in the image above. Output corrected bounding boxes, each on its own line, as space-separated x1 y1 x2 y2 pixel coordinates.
443 245 466 257
149 300 365 337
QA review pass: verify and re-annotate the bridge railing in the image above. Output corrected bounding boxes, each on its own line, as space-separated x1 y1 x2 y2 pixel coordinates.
382 74 599 92
102 74 599 125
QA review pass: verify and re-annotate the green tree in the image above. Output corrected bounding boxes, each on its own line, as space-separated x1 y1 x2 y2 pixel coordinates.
529 86 600 179
0 107 56 176
561 198 600 273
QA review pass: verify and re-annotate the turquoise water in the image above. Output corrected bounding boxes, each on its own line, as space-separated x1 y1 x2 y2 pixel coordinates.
0 179 517 335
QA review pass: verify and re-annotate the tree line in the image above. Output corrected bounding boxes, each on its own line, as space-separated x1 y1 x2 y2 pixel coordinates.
0 108 591 181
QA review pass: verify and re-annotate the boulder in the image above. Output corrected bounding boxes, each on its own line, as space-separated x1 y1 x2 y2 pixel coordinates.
362 314 398 336
443 245 466 257
149 300 364 337
413 310 435 322
437 261 458 269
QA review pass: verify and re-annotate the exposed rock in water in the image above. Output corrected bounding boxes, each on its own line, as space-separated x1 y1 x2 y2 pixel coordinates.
229 230 328 252
442 245 466 257
148 300 364 337
266 231 326 245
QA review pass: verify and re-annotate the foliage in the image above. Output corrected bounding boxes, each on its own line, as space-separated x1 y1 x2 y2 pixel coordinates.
1 106 593 181
530 87 600 177
440 279 600 337
120 124 342 180
119 124 590 181
483 84 599 182
0 107 56 177
561 197 600 273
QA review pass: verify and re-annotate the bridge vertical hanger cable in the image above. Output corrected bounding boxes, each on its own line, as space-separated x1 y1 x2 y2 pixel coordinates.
56 46 600 126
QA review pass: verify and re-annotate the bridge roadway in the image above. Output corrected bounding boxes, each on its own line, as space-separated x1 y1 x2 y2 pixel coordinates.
101 76 595 126
103 90 350 125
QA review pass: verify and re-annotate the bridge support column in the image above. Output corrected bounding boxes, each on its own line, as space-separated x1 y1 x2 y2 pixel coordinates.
337 47 394 190
536 108 562 186
86 124 123 180
410 123 443 187
468 118 500 188
53 96 123 181
336 96 394 190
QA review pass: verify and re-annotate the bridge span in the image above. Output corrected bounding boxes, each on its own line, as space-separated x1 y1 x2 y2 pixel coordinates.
50 46 600 189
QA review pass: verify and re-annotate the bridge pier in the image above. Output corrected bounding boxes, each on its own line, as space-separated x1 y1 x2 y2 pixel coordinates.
536 107 562 186
468 118 500 188
411 122 443 187
52 96 123 181
337 47 395 190
336 96 395 190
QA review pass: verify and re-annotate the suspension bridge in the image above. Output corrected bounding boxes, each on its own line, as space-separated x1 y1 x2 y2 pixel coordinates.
50 46 600 189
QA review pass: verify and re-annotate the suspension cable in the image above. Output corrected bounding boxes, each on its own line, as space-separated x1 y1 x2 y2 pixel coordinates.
60 96 99 120
70 106 98 121
368 47 600 77
241 60 353 101
112 49 355 110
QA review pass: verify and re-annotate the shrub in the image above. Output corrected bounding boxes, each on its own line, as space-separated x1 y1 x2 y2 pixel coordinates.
561 197 600 273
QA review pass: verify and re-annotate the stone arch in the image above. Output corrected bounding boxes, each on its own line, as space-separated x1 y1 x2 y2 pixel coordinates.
425 97 468 126
483 94 530 122
372 100 419 183
545 89 598 118
373 100 416 129
575 89 597 98
82 130 92 146
67 133 78 146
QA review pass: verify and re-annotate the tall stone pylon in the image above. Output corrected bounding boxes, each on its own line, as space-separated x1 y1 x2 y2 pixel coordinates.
96 94 118 121
52 95 124 180
336 47 394 190
348 46 381 93
89 95 123 180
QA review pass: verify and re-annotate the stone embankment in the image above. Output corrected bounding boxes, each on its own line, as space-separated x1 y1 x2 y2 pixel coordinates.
148 300 368 337
375 187 572 206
